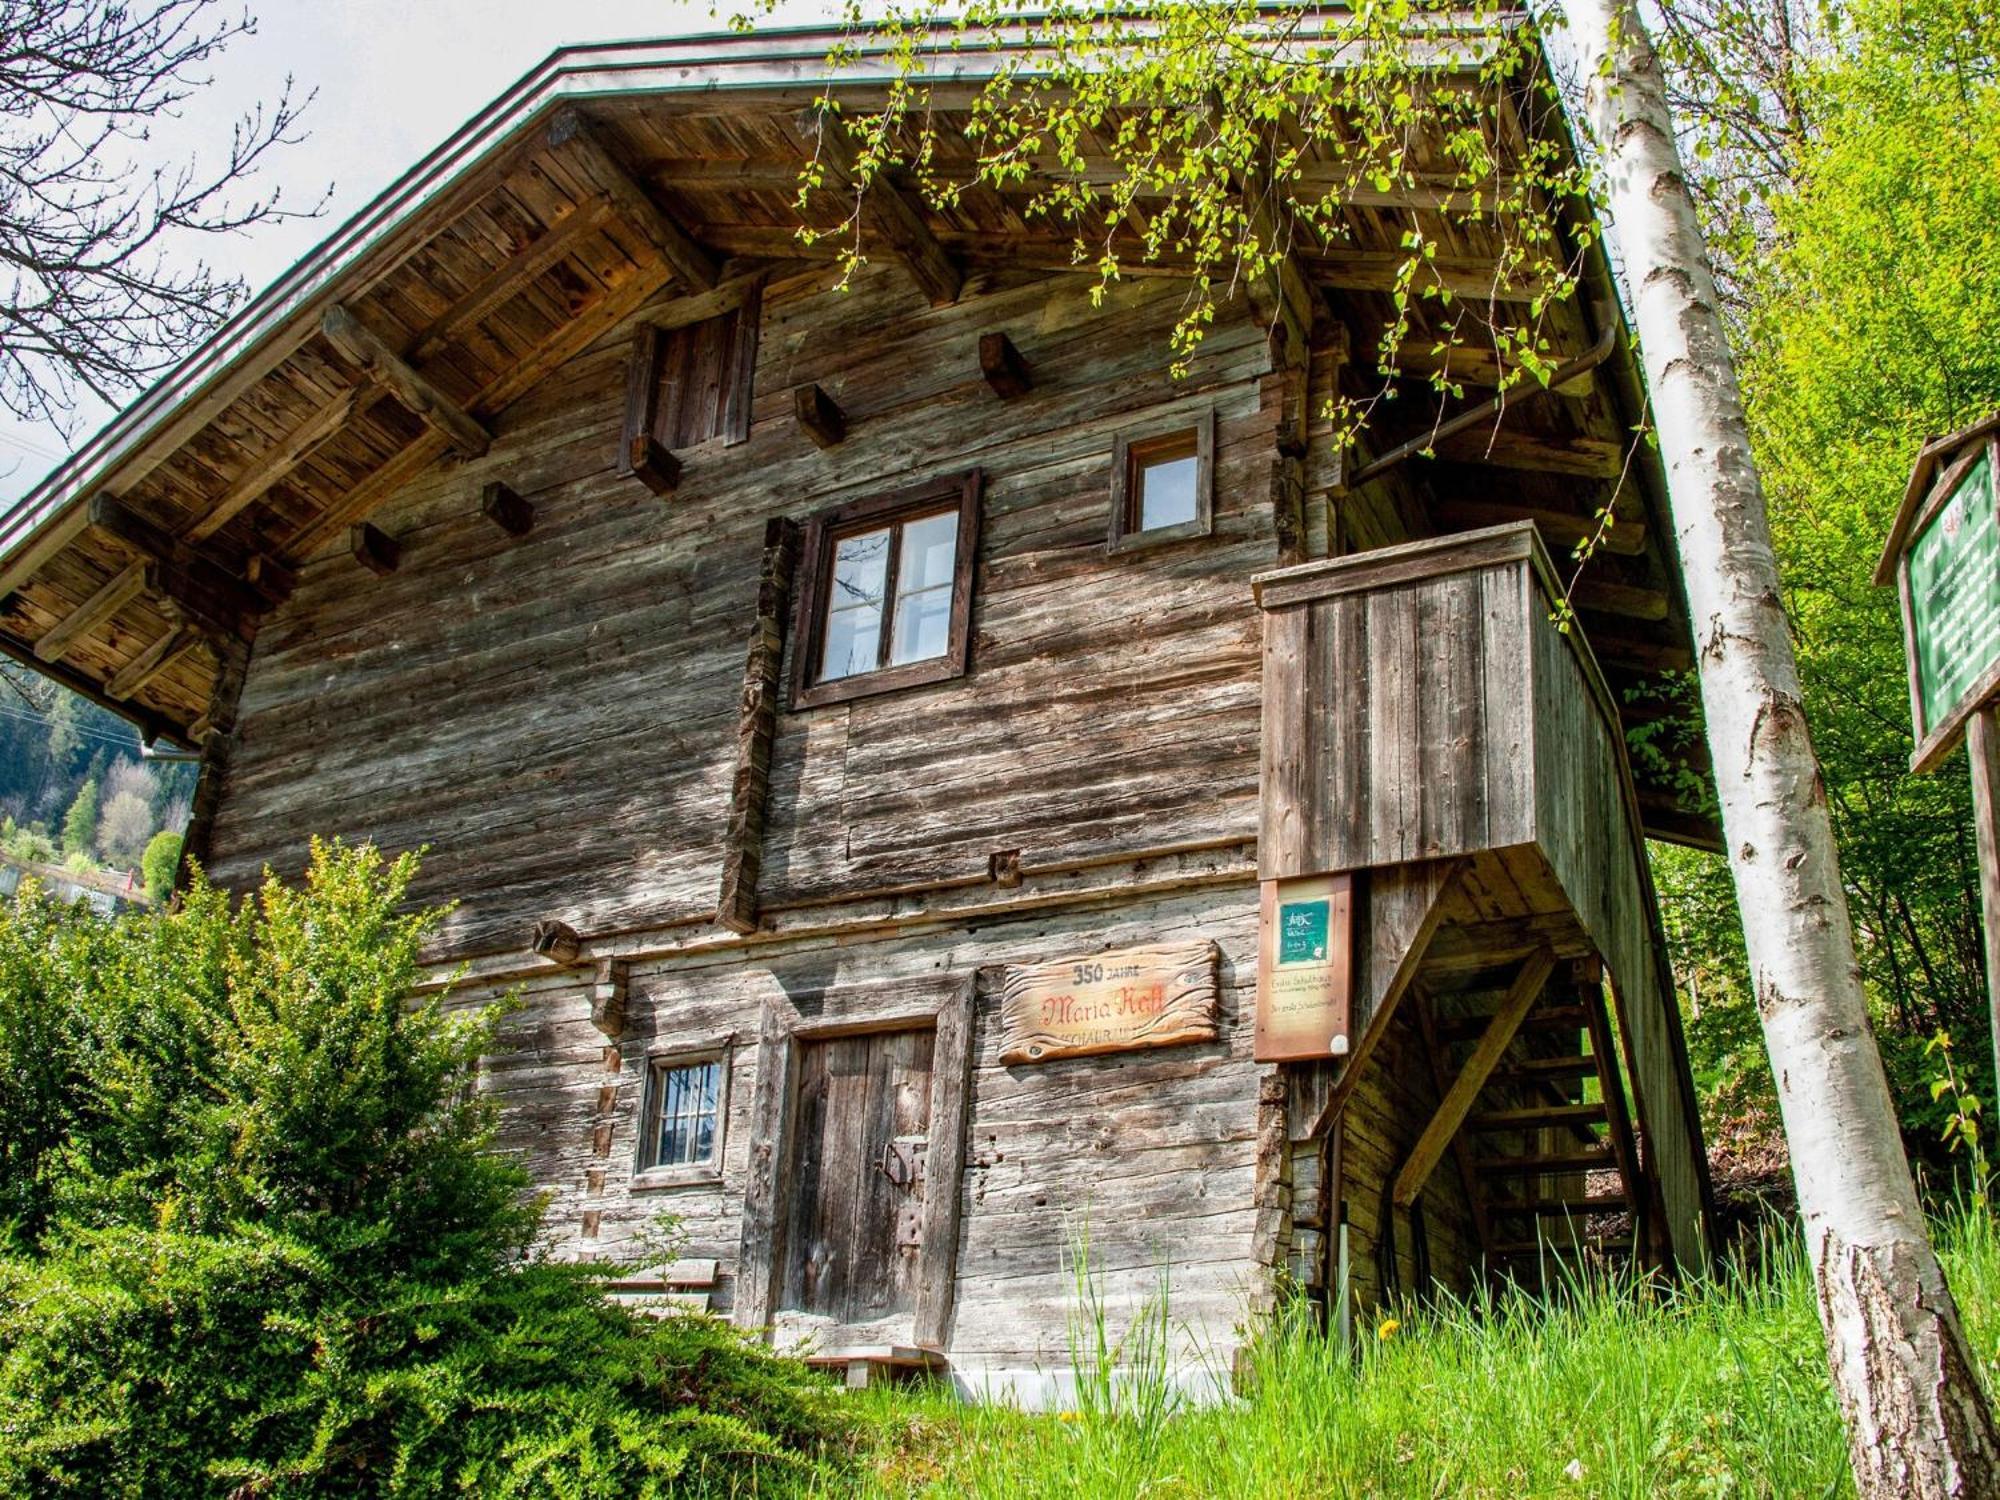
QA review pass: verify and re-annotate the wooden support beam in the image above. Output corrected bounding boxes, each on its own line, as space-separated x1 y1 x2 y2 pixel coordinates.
184 386 361 544
1467 1101 1606 1131
979 332 1032 399
285 431 451 560
349 522 400 576
175 640 248 895
1269 456 1306 567
409 196 618 363
590 959 629 1040
549 109 718 292
1433 427 1627 480
89 492 270 641
1583 980 1653 1261
33 560 150 663
319 303 490 457
1434 498 1646 557
1304 859 1462 1138
792 383 846 448
627 434 682 496
107 623 201 701
1413 987 1494 1261
479 481 535 537
716 517 800 934
531 918 582 966
1395 946 1556 1209
1304 250 1548 302
801 107 963 307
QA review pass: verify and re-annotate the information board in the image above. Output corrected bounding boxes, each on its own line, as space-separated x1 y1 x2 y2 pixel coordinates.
1254 872 1354 1062
1906 446 2000 764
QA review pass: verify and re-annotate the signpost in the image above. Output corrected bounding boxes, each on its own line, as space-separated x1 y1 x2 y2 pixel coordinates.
1879 413 2000 1077
1253 871 1355 1062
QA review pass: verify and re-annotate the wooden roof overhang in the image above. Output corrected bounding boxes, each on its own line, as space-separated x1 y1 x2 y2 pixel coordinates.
0 15 1712 842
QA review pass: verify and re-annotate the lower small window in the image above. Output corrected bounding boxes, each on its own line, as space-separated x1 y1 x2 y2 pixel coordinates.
639 1054 726 1174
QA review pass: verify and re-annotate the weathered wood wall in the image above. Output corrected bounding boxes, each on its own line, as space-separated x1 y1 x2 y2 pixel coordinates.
207 263 1286 958
457 887 1264 1397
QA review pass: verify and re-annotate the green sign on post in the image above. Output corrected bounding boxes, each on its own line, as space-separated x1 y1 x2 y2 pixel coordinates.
1903 446 2000 769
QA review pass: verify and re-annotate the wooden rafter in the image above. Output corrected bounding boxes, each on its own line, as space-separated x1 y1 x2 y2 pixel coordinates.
319 304 491 457
408 196 618 363
1393 946 1556 1210
33 560 150 664
1434 497 1646 557
184 385 362 544
1412 986 1494 1260
89 493 275 640
107 622 201 701
549 110 718 293
801 107 963 307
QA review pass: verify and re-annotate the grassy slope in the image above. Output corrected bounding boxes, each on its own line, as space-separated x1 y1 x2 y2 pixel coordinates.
840 1211 2000 1497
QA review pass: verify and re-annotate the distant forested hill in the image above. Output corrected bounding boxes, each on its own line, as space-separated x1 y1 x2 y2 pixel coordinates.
0 664 195 889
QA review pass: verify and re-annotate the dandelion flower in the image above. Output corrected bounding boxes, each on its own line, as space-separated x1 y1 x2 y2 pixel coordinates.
1377 1318 1400 1340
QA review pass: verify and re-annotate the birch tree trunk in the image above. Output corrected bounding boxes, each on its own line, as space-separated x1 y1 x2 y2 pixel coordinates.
1563 0 2000 1491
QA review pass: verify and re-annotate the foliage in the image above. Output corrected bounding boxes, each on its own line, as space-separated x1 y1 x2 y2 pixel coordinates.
783 0 1608 460
140 829 180 904
57 774 96 859
94 787 152 864
0 841 845 1497
850 1209 2000 1496
1651 0 2000 1158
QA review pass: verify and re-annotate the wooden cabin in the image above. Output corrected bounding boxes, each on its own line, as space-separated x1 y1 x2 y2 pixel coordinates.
0 22 1715 1400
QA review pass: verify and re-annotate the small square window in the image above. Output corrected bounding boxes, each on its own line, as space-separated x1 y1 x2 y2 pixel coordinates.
638 1053 727 1177
791 470 983 709
1109 411 1215 553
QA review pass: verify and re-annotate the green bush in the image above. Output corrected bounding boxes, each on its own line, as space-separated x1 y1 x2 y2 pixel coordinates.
0 840 844 1497
58 777 96 859
139 830 181 905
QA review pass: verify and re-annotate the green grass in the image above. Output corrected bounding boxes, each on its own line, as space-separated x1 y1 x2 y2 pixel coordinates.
839 1209 2000 1498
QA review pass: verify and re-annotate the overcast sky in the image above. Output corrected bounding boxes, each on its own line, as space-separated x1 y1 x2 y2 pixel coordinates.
0 0 830 499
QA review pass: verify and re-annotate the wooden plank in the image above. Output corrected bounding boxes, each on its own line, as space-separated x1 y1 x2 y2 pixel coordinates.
183 386 362 544
479 481 535 538
319 304 490 457
734 1005 796 1334
1968 704 2000 1079
914 974 976 1347
1413 987 1493 1260
87 493 266 640
349 522 401 577
407 196 618 364
715 517 798 933
1393 947 1554 1208
107 623 201 702
801 107 962 307
549 110 718 292
0 507 91 599
33 560 150 663
174 642 249 893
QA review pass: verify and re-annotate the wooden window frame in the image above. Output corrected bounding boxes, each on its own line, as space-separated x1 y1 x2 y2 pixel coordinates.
1107 408 1216 554
788 469 983 711
632 1040 734 1190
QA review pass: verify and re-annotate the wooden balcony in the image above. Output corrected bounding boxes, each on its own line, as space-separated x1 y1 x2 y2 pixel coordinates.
1255 523 1711 1276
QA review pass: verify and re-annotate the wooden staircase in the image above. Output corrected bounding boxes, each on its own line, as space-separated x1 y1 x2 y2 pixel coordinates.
1405 955 1654 1290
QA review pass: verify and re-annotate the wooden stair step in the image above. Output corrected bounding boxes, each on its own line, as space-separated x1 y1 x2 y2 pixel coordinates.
1473 1147 1615 1174
1468 1101 1607 1131
1493 1054 1598 1083
1438 1003 1589 1041
1491 1237 1634 1257
1485 1194 1630 1217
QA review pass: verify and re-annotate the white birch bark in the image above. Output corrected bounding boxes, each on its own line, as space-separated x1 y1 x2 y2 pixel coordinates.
1563 0 2000 1491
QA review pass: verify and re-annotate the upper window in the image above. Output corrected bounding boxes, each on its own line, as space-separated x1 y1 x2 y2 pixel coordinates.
1108 409 1216 553
791 470 983 709
637 1052 727 1180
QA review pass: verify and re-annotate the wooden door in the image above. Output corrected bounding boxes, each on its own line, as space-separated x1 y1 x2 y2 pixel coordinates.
781 1026 935 1325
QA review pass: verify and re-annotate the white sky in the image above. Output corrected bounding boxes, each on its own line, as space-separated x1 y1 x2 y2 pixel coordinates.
0 0 834 499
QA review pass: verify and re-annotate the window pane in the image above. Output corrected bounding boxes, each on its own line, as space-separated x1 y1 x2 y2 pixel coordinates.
822 528 890 680
652 1059 721 1168
891 585 954 665
898 509 959 594
1138 453 1199 531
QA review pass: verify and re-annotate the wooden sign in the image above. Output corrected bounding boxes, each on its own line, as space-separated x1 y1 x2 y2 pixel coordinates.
998 940 1219 1064
1254 873 1354 1062
1900 439 2000 771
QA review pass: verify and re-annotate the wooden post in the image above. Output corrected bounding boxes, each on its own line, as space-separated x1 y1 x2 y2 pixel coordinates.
1968 703 2000 1079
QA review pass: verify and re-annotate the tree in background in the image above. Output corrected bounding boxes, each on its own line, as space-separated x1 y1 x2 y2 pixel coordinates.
140 829 179 904
0 0 321 427
58 774 96 858
94 787 151 865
